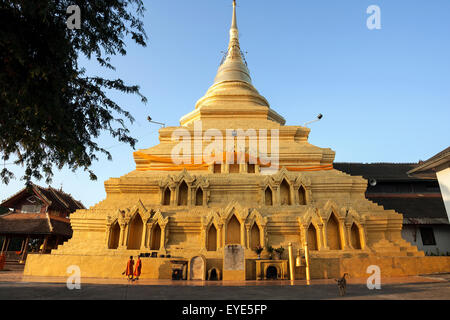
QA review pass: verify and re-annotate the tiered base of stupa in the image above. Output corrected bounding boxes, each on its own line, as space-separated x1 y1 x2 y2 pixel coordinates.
24 168 450 280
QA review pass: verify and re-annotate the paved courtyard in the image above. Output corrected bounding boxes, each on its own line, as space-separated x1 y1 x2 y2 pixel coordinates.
1 263 450 300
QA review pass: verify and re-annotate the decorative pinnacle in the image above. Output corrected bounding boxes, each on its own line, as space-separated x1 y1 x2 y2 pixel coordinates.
213 0 252 84
228 0 240 54
231 0 237 30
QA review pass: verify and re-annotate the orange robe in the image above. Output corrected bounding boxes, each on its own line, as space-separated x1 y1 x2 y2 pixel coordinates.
126 259 134 276
134 259 142 277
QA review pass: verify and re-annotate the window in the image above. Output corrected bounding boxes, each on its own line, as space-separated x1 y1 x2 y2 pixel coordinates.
265 187 273 206
420 227 436 246
280 179 291 205
21 204 41 213
178 181 188 206
195 188 203 206
207 225 217 251
298 186 306 205
151 223 161 250
162 188 171 205
229 164 239 173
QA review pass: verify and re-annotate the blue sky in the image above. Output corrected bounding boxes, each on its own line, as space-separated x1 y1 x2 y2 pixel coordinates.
1 0 449 207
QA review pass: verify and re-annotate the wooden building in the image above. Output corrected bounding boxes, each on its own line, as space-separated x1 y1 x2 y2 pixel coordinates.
334 163 450 255
0 183 84 262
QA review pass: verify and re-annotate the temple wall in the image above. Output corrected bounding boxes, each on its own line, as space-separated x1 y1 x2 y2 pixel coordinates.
49 195 416 257
24 253 450 279
26 167 438 278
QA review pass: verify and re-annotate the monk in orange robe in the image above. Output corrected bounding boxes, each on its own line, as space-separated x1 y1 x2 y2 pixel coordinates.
123 256 134 281
134 256 142 280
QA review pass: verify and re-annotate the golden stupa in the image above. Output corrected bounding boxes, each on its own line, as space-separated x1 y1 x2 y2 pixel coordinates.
25 1 449 280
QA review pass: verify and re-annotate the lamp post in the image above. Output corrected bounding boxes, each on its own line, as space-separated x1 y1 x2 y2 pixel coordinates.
147 116 166 128
303 114 323 127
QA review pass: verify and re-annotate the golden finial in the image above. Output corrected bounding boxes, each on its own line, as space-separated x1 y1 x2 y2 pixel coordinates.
231 0 237 30
212 0 252 85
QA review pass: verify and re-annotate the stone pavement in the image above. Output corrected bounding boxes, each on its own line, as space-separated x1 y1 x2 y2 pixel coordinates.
1 264 450 300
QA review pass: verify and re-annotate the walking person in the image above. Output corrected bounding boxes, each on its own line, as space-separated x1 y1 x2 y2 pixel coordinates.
134 256 142 281
123 256 134 282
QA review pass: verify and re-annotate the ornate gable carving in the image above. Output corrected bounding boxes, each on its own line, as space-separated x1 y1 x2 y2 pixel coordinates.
298 207 322 229
107 209 125 226
151 209 169 227
344 207 365 226
173 169 196 184
125 199 151 221
201 211 222 229
220 201 249 223
293 174 311 188
107 200 151 225
246 208 267 228
159 175 177 189
260 167 296 188
193 175 210 189
319 200 343 222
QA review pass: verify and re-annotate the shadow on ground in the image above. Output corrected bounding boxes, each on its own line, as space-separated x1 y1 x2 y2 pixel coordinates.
0 280 449 300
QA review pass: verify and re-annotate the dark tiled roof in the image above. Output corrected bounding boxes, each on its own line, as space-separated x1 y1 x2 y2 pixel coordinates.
334 162 431 181
53 189 86 212
1 183 85 213
0 212 72 237
368 196 448 222
48 217 73 237
408 147 450 174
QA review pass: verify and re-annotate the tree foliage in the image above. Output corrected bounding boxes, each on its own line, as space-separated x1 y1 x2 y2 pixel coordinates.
0 0 147 184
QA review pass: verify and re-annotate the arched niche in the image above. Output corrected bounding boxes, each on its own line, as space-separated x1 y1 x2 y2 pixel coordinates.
178 181 188 206
207 268 221 281
280 179 291 205
265 187 273 206
162 188 171 206
127 214 143 250
189 255 206 280
207 224 217 251
307 223 318 251
195 188 203 206
250 223 261 249
151 223 162 250
109 221 120 249
226 214 241 245
351 223 362 250
265 265 280 280
327 212 341 250
298 186 307 205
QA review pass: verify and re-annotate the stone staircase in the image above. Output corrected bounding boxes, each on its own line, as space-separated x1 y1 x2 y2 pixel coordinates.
3 260 25 272
393 238 425 257
371 239 424 257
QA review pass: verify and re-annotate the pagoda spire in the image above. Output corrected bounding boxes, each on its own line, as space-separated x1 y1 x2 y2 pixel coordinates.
213 0 252 84
181 0 286 126
231 0 238 33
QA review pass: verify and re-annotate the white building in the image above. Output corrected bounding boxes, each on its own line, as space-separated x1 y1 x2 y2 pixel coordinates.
408 147 450 221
